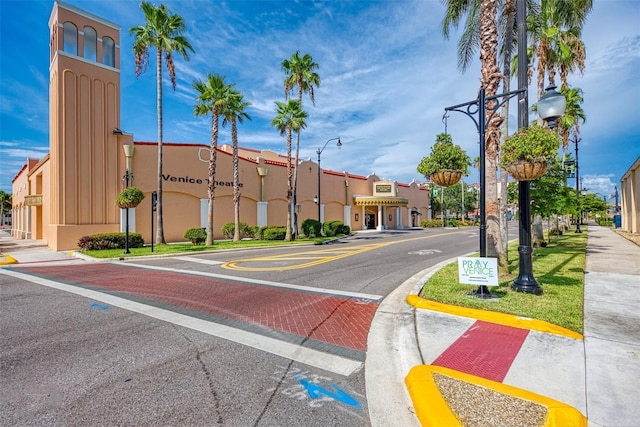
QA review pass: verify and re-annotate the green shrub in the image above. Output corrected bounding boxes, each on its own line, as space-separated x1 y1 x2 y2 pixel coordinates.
597 217 613 226
221 222 255 239
420 219 444 228
78 232 144 250
262 226 286 240
323 220 349 237
446 218 458 227
183 227 206 245
301 218 322 237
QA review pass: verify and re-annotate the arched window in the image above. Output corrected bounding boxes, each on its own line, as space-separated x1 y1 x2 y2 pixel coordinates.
63 22 78 55
102 36 115 67
83 26 97 61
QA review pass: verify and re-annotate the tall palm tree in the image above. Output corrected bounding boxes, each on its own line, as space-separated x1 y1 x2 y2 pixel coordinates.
130 1 193 244
193 73 233 245
221 90 251 242
528 0 592 100
442 0 506 266
282 51 320 238
271 100 308 242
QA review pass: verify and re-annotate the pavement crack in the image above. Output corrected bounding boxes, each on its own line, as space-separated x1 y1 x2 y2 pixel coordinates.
254 359 295 427
176 327 224 425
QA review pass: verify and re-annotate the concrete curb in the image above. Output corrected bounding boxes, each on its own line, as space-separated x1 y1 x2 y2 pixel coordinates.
365 256 462 427
0 253 18 265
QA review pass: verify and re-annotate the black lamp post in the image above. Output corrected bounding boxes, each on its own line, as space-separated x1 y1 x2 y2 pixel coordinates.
511 0 566 294
316 137 341 222
445 87 525 298
573 135 582 233
444 0 566 297
122 144 134 254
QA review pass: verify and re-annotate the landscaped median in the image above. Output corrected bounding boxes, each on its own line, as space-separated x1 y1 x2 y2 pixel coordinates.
403 228 589 426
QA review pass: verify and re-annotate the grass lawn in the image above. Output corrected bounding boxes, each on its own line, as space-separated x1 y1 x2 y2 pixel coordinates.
419 227 587 333
82 237 332 259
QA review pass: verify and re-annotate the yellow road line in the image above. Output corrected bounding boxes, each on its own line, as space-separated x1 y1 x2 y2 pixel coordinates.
222 230 469 271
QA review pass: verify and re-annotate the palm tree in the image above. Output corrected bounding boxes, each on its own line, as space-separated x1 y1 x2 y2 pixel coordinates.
528 0 592 100
559 86 586 148
193 73 233 245
221 90 251 242
130 1 194 244
271 100 308 242
442 0 506 266
282 51 320 238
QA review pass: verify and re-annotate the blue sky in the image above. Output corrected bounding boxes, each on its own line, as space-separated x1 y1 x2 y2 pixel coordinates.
1 0 639 202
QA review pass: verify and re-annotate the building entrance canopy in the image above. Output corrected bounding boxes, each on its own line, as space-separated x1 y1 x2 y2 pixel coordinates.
353 196 408 206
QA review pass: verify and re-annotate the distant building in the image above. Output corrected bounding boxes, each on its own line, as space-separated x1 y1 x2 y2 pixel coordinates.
10 1 430 250
620 156 639 234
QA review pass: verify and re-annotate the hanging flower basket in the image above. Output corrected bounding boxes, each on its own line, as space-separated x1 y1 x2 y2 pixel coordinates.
116 187 145 209
431 169 463 187
500 124 561 181
417 133 470 187
506 161 549 181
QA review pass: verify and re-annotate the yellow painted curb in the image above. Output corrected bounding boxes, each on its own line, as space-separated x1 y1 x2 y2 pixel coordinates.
0 253 17 266
407 294 583 340
405 365 587 427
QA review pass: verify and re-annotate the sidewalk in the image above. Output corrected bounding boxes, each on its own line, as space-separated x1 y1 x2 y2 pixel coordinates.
0 230 79 265
366 224 640 426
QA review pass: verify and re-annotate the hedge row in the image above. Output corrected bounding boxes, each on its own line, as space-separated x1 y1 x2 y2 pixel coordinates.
78 232 144 250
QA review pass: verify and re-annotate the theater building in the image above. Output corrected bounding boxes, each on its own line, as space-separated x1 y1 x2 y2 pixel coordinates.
11 1 430 251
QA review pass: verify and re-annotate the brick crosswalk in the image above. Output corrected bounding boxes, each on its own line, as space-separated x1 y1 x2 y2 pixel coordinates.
19 263 378 358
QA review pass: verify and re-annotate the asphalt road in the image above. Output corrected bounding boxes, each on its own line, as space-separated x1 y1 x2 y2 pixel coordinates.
1 226 512 426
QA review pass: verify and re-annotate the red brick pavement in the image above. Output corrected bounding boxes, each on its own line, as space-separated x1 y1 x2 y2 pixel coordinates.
19 264 378 353
432 320 529 382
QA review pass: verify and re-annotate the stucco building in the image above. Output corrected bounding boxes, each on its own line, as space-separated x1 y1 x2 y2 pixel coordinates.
620 156 639 234
11 1 430 251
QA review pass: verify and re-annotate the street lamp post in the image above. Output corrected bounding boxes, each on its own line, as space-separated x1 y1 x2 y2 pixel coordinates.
122 144 134 254
573 135 582 233
511 0 565 294
445 87 525 298
316 137 341 222
444 0 565 297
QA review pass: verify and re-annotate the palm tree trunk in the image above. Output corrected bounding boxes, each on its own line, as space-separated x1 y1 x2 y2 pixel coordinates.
499 0 516 260
232 118 241 242
285 128 293 241
480 0 506 267
156 48 166 244
206 112 219 246
292 130 300 239
291 88 304 240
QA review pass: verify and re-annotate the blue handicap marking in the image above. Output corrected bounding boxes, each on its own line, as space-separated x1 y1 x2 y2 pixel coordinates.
90 302 109 310
297 378 362 409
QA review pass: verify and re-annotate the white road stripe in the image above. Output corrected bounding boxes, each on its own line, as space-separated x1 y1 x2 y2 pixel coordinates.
118 262 383 301
1 269 363 377
180 256 224 265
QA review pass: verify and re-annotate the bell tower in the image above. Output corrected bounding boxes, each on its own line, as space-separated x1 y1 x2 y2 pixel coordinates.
48 1 124 249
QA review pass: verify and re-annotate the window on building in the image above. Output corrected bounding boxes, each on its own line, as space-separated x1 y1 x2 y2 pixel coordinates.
102 36 115 67
63 22 78 55
83 26 97 61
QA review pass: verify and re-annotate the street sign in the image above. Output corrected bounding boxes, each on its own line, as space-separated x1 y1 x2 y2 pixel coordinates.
458 257 499 286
